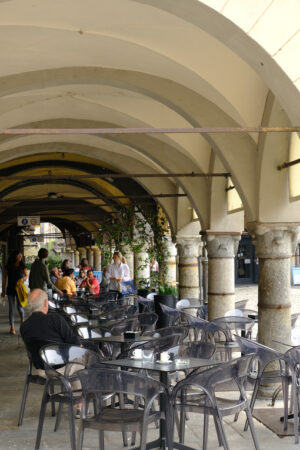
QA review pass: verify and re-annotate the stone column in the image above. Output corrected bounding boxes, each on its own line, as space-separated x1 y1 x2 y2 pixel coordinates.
203 232 240 321
250 224 300 352
93 247 101 270
165 236 177 283
74 250 80 267
176 238 201 301
86 247 94 268
122 245 134 280
78 247 87 264
134 246 150 284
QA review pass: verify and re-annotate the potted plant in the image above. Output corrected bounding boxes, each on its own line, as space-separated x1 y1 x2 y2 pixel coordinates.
154 282 178 328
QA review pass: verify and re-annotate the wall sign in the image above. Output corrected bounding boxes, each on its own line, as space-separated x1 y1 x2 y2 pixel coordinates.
17 216 40 226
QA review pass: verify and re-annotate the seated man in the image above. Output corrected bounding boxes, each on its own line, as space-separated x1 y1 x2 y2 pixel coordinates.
56 268 76 297
20 289 81 369
80 269 100 295
20 289 82 414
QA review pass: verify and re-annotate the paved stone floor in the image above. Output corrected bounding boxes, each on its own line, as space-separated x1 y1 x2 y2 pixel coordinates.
0 285 299 449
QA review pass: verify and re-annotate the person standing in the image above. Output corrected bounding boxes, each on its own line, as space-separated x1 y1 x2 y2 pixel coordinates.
1 250 28 335
61 259 72 275
106 251 125 299
29 248 63 296
121 256 131 281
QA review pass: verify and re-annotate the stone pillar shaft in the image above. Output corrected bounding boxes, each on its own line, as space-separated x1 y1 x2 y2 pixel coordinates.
204 232 240 321
78 247 87 263
74 250 80 267
86 248 94 268
250 224 300 353
176 238 201 301
166 237 177 283
93 248 101 271
122 245 134 280
134 247 150 283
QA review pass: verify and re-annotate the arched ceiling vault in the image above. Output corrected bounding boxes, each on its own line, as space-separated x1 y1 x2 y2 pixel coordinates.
0 0 299 234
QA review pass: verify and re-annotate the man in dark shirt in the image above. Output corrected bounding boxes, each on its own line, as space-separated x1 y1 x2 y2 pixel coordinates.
20 289 81 369
29 248 63 296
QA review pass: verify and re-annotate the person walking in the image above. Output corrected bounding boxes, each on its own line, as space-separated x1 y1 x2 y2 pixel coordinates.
29 248 63 296
1 250 28 334
106 251 125 299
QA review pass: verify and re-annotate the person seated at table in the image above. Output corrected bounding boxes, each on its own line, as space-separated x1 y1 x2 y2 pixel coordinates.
121 256 131 281
80 269 100 295
61 259 72 276
106 251 124 299
50 267 60 285
56 268 76 297
20 289 83 416
80 258 92 271
76 268 86 288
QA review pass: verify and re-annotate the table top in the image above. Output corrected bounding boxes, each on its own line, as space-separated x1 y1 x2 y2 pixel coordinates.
104 357 220 372
88 335 157 344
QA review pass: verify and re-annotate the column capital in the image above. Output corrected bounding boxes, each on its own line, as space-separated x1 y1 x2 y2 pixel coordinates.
248 222 300 258
202 232 240 258
176 236 202 258
165 236 177 257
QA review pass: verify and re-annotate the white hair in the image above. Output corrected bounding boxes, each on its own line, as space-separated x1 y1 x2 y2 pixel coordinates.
28 289 48 312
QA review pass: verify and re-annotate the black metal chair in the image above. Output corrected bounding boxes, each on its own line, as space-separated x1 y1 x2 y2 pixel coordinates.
158 303 181 327
171 355 260 450
77 368 172 450
137 312 158 334
35 344 102 450
18 338 56 427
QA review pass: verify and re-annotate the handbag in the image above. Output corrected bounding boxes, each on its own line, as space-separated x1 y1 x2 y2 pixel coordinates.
15 281 28 308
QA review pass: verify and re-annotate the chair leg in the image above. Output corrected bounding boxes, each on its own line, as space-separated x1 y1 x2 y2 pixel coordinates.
203 412 209 450
244 407 260 450
54 403 63 432
293 384 299 444
35 389 48 450
212 412 223 447
68 399 76 450
18 376 30 426
99 430 105 450
77 420 84 450
119 393 128 446
49 381 56 416
214 411 228 450
244 379 259 431
282 377 289 431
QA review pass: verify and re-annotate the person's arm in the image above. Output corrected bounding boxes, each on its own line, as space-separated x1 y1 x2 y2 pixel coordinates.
1 269 7 297
52 314 81 346
22 267 28 282
106 264 115 281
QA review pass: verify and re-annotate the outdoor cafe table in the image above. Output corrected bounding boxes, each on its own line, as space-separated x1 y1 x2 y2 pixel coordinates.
103 357 221 450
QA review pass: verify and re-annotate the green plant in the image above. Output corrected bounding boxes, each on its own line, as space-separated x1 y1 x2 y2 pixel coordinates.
47 252 62 271
158 282 178 297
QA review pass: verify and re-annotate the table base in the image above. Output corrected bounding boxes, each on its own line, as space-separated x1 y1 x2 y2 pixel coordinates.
132 438 196 450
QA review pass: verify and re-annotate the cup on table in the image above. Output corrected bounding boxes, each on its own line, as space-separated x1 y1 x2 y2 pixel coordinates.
160 351 171 363
132 349 143 359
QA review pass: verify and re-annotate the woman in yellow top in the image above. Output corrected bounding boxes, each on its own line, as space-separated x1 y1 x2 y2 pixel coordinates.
56 268 76 297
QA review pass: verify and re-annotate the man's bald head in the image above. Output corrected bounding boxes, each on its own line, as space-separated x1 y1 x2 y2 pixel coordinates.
28 289 48 314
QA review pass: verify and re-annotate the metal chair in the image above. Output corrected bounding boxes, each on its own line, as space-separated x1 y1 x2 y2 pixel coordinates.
118 333 184 360
137 295 155 313
144 325 190 343
213 316 255 339
171 355 260 450
35 344 102 450
69 313 90 326
283 345 300 443
136 312 158 334
18 338 56 427
158 303 181 327
77 368 172 450
233 335 287 431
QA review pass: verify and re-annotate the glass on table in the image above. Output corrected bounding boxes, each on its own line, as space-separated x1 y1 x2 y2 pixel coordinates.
142 349 154 362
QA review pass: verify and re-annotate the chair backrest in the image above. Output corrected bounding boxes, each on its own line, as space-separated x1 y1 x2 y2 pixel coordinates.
77 368 166 408
179 355 254 394
63 305 77 315
77 326 103 339
23 337 58 370
291 329 300 346
109 317 139 335
48 299 58 311
159 303 181 326
213 316 254 339
235 299 248 310
40 344 101 378
118 333 184 359
176 299 190 310
137 312 158 327
147 325 189 341
170 341 216 360
69 313 89 325
137 295 155 312
98 307 126 322
284 345 300 376
233 335 283 376
224 309 243 317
